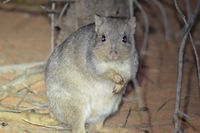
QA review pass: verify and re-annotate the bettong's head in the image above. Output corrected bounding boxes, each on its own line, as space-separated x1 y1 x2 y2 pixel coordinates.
93 15 136 62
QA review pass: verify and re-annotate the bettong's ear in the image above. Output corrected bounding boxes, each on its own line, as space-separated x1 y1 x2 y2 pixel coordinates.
128 17 136 33
95 14 104 26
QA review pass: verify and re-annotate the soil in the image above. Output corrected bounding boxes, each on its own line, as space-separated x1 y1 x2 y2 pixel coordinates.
0 1 200 133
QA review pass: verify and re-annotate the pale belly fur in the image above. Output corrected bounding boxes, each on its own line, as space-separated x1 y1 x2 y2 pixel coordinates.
84 80 123 124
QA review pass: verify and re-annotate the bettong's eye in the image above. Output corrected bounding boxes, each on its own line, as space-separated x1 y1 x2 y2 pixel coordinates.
101 34 106 42
122 35 128 43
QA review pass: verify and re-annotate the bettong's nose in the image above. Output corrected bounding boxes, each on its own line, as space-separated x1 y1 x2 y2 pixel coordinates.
109 49 119 60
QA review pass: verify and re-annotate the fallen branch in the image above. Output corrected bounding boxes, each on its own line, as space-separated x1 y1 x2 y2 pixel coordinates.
22 119 70 131
57 2 70 25
173 0 200 132
0 111 58 127
134 0 149 56
0 62 45 101
122 106 132 128
16 89 29 109
147 0 169 40
184 0 192 20
2 0 12 4
0 61 45 74
50 0 57 51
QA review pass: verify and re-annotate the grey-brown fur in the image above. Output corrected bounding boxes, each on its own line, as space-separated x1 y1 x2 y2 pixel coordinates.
45 15 139 133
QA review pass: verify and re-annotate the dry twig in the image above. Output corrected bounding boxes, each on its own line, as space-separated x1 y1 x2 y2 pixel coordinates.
0 62 45 102
0 61 45 74
57 2 70 25
0 111 58 126
185 0 192 19
173 0 200 132
146 0 169 40
50 0 57 51
2 0 12 4
122 106 132 128
134 0 149 56
22 119 70 131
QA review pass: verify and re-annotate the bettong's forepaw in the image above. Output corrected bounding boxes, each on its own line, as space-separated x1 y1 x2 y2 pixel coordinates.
112 84 124 94
112 74 125 94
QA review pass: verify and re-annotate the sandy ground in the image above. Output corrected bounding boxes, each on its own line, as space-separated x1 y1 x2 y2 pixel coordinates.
0 2 200 133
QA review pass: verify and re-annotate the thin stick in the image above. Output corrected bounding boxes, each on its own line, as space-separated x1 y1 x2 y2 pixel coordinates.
50 0 57 52
0 103 48 113
185 0 192 19
58 2 69 24
156 98 171 112
22 119 71 131
123 106 131 128
178 111 190 120
22 83 37 95
189 39 200 90
148 0 170 40
48 0 74 2
1 64 44 88
184 1 200 90
16 90 29 109
2 0 12 4
134 0 149 56
0 61 45 74
174 29 188 133
173 0 188 131
0 64 44 101
21 104 48 112
173 0 200 132
15 83 38 110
